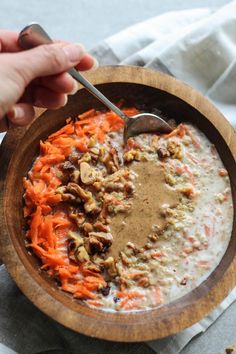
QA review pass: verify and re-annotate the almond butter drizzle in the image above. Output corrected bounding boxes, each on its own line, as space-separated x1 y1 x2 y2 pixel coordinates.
109 160 180 258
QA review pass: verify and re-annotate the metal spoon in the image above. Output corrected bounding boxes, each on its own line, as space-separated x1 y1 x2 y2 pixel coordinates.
18 24 173 142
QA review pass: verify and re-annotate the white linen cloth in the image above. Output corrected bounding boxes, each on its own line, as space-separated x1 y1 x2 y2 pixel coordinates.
1 1 236 353
91 1 236 128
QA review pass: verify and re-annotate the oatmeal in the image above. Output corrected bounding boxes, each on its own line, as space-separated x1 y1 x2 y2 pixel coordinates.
23 107 233 311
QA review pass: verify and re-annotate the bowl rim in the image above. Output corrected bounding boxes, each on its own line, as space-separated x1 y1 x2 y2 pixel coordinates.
0 65 236 342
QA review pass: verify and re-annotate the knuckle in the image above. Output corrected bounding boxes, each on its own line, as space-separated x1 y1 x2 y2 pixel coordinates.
41 44 66 71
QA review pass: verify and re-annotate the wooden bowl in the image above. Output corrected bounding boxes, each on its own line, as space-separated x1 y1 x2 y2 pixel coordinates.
0 66 235 342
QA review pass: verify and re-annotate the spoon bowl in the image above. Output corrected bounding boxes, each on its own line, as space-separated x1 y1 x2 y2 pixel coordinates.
124 112 172 141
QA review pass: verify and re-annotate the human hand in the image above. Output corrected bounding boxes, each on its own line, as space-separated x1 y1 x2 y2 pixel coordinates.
0 30 97 132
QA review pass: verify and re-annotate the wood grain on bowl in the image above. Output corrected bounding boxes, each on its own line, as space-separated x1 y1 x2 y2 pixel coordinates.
0 66 235 342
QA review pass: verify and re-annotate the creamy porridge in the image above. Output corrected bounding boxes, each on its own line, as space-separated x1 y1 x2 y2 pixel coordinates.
23 107 233 311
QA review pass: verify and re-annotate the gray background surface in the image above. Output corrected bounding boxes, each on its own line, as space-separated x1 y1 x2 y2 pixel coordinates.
0 0 235 353
0 0 232 49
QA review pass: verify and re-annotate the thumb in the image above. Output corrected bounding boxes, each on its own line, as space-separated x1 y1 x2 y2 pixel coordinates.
11 42 85 86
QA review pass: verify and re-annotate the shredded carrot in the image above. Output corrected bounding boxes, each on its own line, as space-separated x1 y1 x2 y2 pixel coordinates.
123 295 143 307
122 298 143 310
116 291 144 298
151 251 165 258
218 168 228 177
197 260 210 269
164 123 186 139
28 206 42 244
43 216 55 248
175 165 184 175
78 109 96 120
86 299 103 307
204 224 211 237
74 285 97 299
126 138 142 151
137 277 149 287
127 271 147 279
186 152 200 164
150 286 162 306
185 126 201 149
182 247 194 254
117 291 145 308
183 165 196 185
48 123 75 141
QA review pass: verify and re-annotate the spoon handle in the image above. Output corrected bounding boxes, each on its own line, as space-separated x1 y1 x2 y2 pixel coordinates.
18 23 128 121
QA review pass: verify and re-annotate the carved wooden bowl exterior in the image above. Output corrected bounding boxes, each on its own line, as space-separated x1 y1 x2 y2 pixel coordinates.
0 66 235 342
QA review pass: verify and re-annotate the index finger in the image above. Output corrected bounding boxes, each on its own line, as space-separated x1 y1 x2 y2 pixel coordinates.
0 30 21 52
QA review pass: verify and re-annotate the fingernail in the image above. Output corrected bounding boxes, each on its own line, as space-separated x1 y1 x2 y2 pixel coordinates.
63 44 85 62
68 80 79 95
62 95 68 107
8 106 25 120
91 57 99 70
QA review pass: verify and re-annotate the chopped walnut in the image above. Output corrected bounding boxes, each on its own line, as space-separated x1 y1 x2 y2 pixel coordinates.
85 198 100 214
98 148 118 173
68 208 85 225
148 234 158 242
56 186 80 203
104 181 124 192
61 193 77 202
103 256 118 277
167 139 182 159
78 152 91 164
80 162 98 185
178 185 195 198
57 161 76 183
157 146 170 159
61 161 75 172
99 147 106 160
83 222 93 233
84 261 101 273
150 135 159 150
70 170 80 183
123 149 141 162
88 231 113 254
92 254 105 267
90 231 113 246
93 181 103 191
67 232 90 264
89 147 100 162
88 236 103 253
110 148 120 170
165 173 176 186
88 136 96 147
68 231 84 248
75 245 90 263
67 182 98 213
105 154 119 173
93 221 110 232
69 152 80 164
66 182 89 199
90 147 99 155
